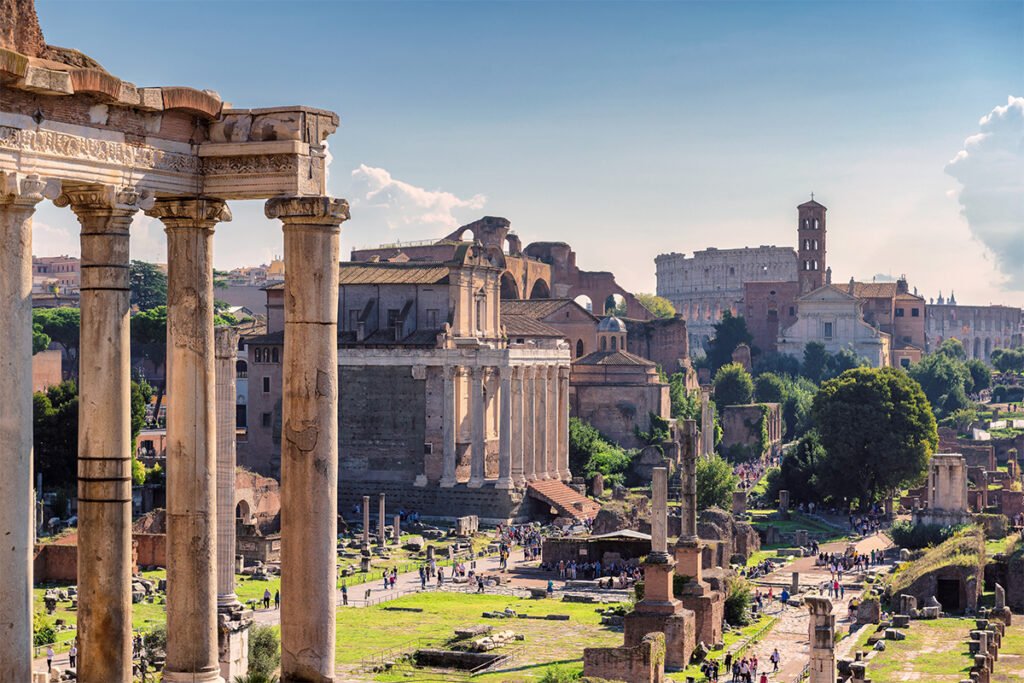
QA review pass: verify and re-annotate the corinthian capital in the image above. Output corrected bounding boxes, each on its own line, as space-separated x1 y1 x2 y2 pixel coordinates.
54 183 154 219
1 172 60 206
265 195 350 226
145 197 232 229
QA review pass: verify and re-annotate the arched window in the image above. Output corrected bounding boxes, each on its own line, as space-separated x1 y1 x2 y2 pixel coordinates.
814 218 819 229
271 347 279 363
611 336 618 351
812 260 818 271
576 339 584 358
254 348 263 363
813 239 818 250
803 219 809 229
601 337 607 351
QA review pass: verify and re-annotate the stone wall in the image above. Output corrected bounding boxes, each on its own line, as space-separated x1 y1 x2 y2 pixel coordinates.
720 404 781 461
339 481 529 524
584 631 666 683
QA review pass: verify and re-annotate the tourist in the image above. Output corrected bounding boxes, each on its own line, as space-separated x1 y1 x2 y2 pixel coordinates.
780 588 789 608
477 576 485 593
547 579 554 596
341 584 348 605
68 644 77 668
274 589 280 609
759 673 768 683
263 588 271 610
46 646 54 672
770 648 780 672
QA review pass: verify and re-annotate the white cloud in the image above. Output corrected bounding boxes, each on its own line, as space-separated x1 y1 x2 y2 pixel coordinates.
945 96 1024 289
346 164 486 231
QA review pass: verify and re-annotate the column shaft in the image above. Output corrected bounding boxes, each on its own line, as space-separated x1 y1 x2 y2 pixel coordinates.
378 494 386 546
267 196 347 683
468 367 485 488
496 368 513 489
523 368 536 481
215 328 240 605
151 198 231 683
0 175 46 682
511 367 525 486
60 185 138 683
537 368 550 480
440 365 457 487
557 366 570 481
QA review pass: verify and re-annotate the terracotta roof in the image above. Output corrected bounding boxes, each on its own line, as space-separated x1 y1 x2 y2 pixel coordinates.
848 282 898 299
503 314 565 338
500 298 598 321
573 350 655 367
339 262 449 285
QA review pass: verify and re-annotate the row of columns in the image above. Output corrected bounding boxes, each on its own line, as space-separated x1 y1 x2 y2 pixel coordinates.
0 175 348 683
439 364 570 489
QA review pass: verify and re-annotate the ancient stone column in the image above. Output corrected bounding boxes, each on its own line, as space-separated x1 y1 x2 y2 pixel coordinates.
58 184 141 683
468 367 486 488
266 196 348 683
378 493 387 546
147 197 232 683
393 515 401 544
651 467 669 560
214 327 240 607
537 367 550 480
807 595 836 683
700 390 714 456
0 173 50 682
681 421 698 541
440 365 458 487
511 367 526 486
523 367 537 481
361 496 371 550
547 367 559 479
496 367 514 489
557 365 570 481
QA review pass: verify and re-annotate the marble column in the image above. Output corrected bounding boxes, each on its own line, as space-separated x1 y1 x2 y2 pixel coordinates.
378 493 386 546
0 173 49 682
440 365 458 487
468 367 486 488
214 327 240 608
496 367 513 489
361 496 371 549
523 367 536 481
266 196 348 683
537 367 550 480
651 467 669 560
148 197 232 683
557 365 570 481
511 367 526 487
58 185 141 683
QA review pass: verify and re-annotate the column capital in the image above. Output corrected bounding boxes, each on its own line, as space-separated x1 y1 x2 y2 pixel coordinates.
445 364 460 379
54 183 152 220
145 197 232 230
558 364 570 381
265 195 350 227
1 171 59 207
214 327 239 360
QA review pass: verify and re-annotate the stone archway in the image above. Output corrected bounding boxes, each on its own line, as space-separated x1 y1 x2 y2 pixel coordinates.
529 279 551 299
500 271 520 299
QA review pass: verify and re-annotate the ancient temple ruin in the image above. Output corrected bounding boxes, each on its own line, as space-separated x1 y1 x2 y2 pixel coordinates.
1 1 346 680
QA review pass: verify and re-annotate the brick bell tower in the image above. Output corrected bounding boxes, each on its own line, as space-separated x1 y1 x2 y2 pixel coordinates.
797 196 827 293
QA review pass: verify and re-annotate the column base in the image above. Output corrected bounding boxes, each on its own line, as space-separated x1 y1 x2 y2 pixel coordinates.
537 472 551 480
494 477 514 490
439 477 457 488
413 474 428 487
467 478 484 489
513 476 527 487
163 670 224 683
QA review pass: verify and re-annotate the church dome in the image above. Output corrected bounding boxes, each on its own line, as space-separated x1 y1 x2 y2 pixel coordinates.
597 316 627 333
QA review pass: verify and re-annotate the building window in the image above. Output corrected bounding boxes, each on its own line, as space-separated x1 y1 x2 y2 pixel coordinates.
900 358 910 369
387 309 400 328
902 336 912 344
601 337 607 351
576 339 584 357
349 309 359 330
823 322 834 340
426 309 439 328
254 348 262 363
814 218 820 229
895 308 905 317
262 376 270 393
271 347 279 363
911 308 920 317
261 412 271 428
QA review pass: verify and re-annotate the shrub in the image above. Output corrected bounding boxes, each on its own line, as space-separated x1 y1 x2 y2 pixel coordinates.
889 520 967 550
33 622 56 647
539 664 583 683
248 625 281 677
725 577 753 626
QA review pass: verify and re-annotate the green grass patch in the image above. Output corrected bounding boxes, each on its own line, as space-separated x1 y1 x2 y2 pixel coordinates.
889 527 984 598
863 618 972 682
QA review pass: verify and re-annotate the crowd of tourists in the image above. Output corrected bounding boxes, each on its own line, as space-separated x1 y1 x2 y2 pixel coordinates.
700 648 780 683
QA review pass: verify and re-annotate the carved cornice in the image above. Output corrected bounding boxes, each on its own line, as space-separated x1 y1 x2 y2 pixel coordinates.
0 126 199 174
265 196 350 226
54 183 154 218
0 171 59 207
145 197 232 229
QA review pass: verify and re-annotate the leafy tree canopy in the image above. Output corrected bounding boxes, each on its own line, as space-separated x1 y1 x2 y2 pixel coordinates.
812 367 937 505
634 293 676 319
935 338 967 361
129 260 168 310
754 373 787 404
991 348 1024 374
712 362 753 407
33 307 80 362
907 351 972 418
706 311 754 372
32 323 51 355
669 373 700 422
569 418 632 489
752 351 801 378
801 342 829 384
964 359 991 393
696 453 739 510
776 431 827 502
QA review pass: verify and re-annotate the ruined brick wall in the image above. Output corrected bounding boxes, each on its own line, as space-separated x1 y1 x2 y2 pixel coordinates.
337 481 528 523
584 631 666 683
720 404 780 460
571 379 670 450
1 0 45 57
33 543 78 582
625 317 690 373
235 469 281 533
134 533 166 568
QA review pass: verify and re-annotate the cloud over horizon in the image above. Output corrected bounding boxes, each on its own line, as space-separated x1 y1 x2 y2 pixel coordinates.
945 96 1024 289
346 164 486 233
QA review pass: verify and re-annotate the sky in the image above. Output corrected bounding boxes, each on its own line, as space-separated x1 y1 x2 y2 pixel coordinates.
29 0 1024 306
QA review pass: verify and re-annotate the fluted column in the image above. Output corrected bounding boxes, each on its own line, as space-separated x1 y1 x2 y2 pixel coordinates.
0 173 51 682
496 367 513 489
215 328 240 607
58 184 143 683
266 196 348 683
523 367 536 481
440 365 458 487
511 367 526 487
468 366 485 488
148 197 232 683
557 365 571 481
537 367 550 480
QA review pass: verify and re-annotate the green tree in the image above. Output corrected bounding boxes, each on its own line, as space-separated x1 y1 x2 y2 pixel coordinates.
696 453 739 509
964 359 991 393
32 323 51 355
569 418 632 488
33 307 80 366
247 626 281 678
780 375 817 441
935 338 967 361
669 373 699 421
813 367 937 505
801 342 829 384
752 351 801 378
827 348 867 377
130 378 154 485
777 431 826 502
991 348 1024 373
713 362 754 407
33 380 79 489
706 311 754 372
754 373 787 404
907 352 971 418
634 293 676 319
129 260 168 310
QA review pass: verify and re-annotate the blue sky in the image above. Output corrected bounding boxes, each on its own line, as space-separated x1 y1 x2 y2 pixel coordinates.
32 0 1024 305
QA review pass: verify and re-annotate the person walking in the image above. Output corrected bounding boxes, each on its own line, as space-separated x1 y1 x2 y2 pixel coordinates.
46 646 54 672
274 589 280 609
263 588 271 610
770 648 780 672
341 584 348 606
68 644 77 668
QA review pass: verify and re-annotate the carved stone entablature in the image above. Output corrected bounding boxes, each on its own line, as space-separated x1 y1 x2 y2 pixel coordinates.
209 107 339 147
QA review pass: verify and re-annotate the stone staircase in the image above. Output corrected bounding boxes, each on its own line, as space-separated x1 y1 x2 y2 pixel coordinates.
527 480 601 520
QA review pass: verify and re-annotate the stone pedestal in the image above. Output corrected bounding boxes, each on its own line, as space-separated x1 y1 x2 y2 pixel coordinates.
623 605 694 671
807 596 836 683
779 489 790 513
674 539 703 582
680 579 724 648
732 490 747 516
217 604 253 682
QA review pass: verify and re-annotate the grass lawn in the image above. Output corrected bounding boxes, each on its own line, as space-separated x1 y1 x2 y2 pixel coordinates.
666 614 779 682
993 623 1024 683
863 618 972 683
334 592 626 681
747 510 848 542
